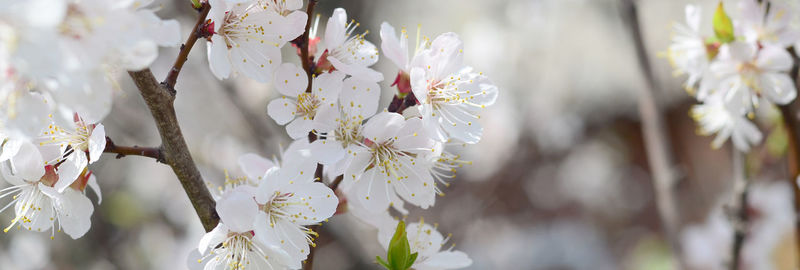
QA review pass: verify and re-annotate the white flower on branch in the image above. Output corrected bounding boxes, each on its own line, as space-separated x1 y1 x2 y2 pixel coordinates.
308 76 380 176
339 112 440 214
378 218 472 270
0 141 98 239
690 95 762 152
252 158 338 263
702 42 796 113
193 185 295 270
267 63 345 139
738 0 800 48
666 4 709 91
315 8 382 82
381 25 499 144
39 114 106 192
206 0 306 82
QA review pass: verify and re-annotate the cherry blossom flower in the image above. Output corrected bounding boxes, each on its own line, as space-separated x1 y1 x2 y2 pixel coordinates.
193 185 295 270
267 63 345 139
39 114 106 192
407 33 498 144
252 158 338 262
317 8 382 82
667 4 709 90
340 112 440 214
738 0 800 48
690 95 762 152
308 76 380 176
0 141 97 239
703 42 795 113
206 0 306 82
378 219 472 270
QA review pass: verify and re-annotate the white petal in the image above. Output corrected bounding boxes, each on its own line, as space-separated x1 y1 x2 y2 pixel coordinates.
208 35 231 80
309 139 345 165
286 117 314 139
311 71 345 105
274 63 307 97
756 45 793 72
312 104 339 133
355 168 391 213
410 67 430 105
761 73 797 105
88 124 106 164
55 152 88 192
286 182 338 226
216 186 258 233
198 223 229 255
230 43 280 83
267 97 298 125
362 112 405 142
237 153 276 181
327 56 384 82
56 188 94 239
380 22 409 70
324 8 348 49
418 251 473 270
341 77 380 119
9 141 45 181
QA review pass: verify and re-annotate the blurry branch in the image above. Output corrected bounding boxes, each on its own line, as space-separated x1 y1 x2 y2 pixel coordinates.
779 47 800 266
728 151 749 270
619 0 684 261
128 69 219 232
163 2 211 90
103 136 165 162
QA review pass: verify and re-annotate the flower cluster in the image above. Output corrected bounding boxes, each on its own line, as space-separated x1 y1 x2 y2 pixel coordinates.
668 0 800 152
200 1 494 268
1 0 496 268
0 0 179 239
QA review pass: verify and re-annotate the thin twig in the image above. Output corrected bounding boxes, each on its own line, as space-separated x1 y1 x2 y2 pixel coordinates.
620 0 684 261
329 175 344 191
103 136 165 162
729 150 749 270
298 0 318 93
163 3 212 90
128 69 219 232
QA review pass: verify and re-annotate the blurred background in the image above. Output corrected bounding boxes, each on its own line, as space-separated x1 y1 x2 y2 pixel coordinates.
3 0 799 269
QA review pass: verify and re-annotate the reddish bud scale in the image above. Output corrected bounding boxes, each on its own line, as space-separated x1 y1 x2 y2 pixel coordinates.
392 72 412 94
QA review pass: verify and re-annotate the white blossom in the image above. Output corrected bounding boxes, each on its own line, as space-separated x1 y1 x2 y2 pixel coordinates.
39 114 106 192
667 4 709 90
690 95 762 152
318 8 382 82
267 63 344 139
340 112 439 214
193 185 295 270
0 141 97 239
206 0 306 82
703 42 796 113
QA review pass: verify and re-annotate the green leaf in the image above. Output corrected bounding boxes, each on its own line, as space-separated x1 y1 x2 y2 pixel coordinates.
712 2 735 43
404 252 419 270
376 256 392 270
190 0 202 9
387 221 411 270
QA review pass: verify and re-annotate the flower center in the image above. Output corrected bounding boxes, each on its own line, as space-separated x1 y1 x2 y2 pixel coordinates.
199 232 275 269
296 93 320 119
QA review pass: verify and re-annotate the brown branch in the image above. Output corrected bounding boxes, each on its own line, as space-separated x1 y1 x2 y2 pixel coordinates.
329 175 344 191
620 0 684 262
163 3 211 90
103 136 164 162
728 151 749 270
298 0 318 93
128 69 219 232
